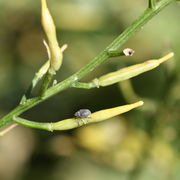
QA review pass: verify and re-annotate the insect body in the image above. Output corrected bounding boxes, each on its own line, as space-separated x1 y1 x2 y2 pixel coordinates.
74 109 91 126
74 109 91 118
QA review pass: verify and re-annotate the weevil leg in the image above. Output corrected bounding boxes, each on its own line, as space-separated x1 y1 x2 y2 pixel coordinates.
76 118 89 127
81 118 88 125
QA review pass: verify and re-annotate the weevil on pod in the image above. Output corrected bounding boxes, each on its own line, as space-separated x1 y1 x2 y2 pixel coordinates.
74 109 92 126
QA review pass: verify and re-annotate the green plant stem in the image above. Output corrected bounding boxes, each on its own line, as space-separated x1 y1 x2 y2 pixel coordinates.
40 71 54 97
149 0 156 9
72 82 97 89
0 0 175 128
20 60 50 104
13 116 51 131
107 50 125 57
20 73 44 104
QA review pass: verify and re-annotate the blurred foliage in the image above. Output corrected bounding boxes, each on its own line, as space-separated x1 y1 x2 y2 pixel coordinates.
0 0 180 180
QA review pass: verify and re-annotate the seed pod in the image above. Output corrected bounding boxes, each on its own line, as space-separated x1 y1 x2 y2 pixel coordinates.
41 0 63 73
41 0 56 41
51 101 144 130
98 53 174 87
49 47 63 74
89 101 144 122
14 101 144 131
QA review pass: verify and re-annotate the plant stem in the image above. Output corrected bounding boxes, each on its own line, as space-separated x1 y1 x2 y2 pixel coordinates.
72 82 97 89
13 116 51 131
40 71 54 96
149 0 156 9
0 0 175 128
20 60 50 104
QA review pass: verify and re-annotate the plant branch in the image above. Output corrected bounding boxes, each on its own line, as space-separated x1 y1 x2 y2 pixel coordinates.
149 0 156 9
13 101 144 131
40 71 54 96
0 0 175 128
72 52 174 89
20 60 50 104
72 82 97 89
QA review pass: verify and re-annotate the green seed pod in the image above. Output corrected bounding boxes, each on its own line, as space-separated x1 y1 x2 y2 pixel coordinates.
98 53 174 87
49 47 63 74
41 0 63 73
51 101 144 130
13 101 144 131
41 0 56 41
41 0 56 39
89 101 144 123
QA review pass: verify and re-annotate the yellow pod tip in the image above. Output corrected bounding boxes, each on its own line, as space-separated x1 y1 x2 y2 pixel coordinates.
158 52 174 64
41 0 47 10
134 100 144 107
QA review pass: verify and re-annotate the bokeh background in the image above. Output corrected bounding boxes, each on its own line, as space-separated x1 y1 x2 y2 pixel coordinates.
0 0 180 180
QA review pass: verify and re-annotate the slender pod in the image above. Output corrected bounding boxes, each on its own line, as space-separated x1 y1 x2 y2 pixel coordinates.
52 101 144 130
13 101 144 131
97 53 174 87
89 101 144 122
41 0 62 73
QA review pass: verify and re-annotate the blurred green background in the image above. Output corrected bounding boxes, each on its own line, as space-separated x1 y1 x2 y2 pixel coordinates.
0 0 180 180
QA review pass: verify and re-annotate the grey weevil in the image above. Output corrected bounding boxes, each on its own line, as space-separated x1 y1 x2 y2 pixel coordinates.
74 109 91 126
